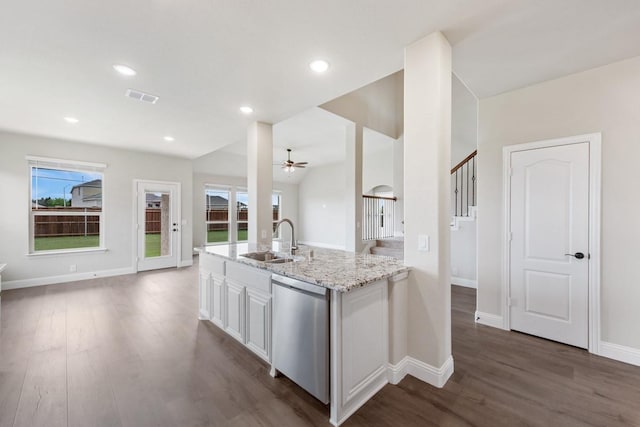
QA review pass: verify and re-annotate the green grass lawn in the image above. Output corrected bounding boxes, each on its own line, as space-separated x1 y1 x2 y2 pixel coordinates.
35 230 249 256
34 235 100 251
207 230 247 243
35 234 162 258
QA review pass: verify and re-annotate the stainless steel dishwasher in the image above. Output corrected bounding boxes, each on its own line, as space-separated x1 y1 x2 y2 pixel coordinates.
271 273 329 404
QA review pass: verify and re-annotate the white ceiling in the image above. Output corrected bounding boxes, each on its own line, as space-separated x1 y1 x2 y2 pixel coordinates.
2 0 640 158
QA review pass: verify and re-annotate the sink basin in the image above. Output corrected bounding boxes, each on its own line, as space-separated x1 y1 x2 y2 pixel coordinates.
240 251 292 263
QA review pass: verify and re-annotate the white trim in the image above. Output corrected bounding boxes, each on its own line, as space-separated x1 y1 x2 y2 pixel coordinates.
451 277 476 288
387 356 454 389
387 358 409 385
501 133 602 353
406 355 454 388
26 247 108 257
178 259 194 268
599 341 640 367
299 240 346 251
133 179 182 272
2 267 135 290
26 155 107 170
475 311 506 330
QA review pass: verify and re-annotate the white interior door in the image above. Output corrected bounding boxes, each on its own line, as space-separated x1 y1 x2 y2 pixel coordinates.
137 181 180 271
509 142 589 348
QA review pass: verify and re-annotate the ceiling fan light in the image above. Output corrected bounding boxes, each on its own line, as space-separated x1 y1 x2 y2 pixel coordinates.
284 165 295 174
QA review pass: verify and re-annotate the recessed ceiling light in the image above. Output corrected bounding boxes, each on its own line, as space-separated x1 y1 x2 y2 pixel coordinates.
240 106 254 114
64 116 79 124
309 59 330 73
163 136 175 142
113 64 137 77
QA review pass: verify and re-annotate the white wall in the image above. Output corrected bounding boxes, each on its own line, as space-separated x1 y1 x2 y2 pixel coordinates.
297 162 346 249
450 73 478 287
363 128 395 194
0 131 193 287
193 149 247 177
192 173 298 249
403 32 452 370
452 74 478 167
451 220 476 286
477 55 640 351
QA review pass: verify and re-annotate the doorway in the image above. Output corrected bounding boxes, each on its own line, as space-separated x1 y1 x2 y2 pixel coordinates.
135 180 181 271
503 133 601 352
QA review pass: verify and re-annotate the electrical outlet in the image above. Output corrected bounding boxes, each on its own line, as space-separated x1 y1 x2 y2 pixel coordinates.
69 264 77 272
261 230 267 239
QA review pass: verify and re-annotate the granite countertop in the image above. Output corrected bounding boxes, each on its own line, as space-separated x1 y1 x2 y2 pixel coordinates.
195 243 409 292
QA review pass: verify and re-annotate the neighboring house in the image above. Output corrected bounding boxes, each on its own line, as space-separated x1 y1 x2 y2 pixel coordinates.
146 193 162 208
70 179 102 208
206 194 229 210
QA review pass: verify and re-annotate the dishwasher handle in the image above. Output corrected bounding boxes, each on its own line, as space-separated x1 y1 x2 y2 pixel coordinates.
272 274 327 296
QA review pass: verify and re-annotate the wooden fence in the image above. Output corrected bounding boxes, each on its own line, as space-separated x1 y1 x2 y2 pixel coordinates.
33 208 101 238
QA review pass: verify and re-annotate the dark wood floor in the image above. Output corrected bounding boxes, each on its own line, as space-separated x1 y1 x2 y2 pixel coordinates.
1 266 639 427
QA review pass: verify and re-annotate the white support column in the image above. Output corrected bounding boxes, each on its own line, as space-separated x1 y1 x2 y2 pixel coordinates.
247 122 273 247
403 32 453 383
345 122 363 253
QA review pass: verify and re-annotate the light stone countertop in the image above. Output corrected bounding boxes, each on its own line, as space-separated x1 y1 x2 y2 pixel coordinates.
195 243 409 292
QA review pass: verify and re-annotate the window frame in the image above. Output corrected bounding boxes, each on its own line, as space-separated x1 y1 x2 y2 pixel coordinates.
204 186 232 245
272 191 282 239
28 156 107 255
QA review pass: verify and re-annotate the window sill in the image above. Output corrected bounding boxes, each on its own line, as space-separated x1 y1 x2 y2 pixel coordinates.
27 247 108 257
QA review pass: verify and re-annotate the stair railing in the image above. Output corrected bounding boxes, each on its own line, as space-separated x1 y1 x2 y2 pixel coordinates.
362 195 396 241
451 150 477 217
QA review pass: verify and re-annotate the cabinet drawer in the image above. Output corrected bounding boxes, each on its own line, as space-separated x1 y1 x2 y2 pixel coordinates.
200 254 225 277
226 261 271 293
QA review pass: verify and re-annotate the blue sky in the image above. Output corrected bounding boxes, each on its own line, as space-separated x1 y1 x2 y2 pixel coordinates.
31 167 101 200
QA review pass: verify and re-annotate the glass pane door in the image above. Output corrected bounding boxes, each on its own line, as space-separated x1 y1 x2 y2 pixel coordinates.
144 192 172 258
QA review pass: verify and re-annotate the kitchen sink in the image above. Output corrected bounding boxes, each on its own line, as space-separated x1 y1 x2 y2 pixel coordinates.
240 251 293 263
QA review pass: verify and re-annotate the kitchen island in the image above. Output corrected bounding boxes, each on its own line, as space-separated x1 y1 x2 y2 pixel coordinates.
195 243 409 426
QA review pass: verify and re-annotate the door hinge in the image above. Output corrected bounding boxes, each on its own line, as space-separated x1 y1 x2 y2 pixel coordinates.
509 167 513 177
509 232 513 242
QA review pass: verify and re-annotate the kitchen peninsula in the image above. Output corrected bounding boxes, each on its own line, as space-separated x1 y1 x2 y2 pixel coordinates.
195 243 409 426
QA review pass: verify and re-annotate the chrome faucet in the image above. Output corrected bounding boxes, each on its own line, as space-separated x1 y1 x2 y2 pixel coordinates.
274 218 298 255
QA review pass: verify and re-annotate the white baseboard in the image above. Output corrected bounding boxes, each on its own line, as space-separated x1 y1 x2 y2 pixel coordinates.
387 355 454 388
387 358 410 385
475 311 506 330
2 267 136 290
298 240 346 251
178 259 194 267
451 277 477 288
599 341 640 367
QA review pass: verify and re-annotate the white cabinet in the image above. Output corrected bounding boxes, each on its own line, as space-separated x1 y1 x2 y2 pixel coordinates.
224 280 245 343
198 254 274 361
210 276 225 328
245 288 271 362
198 271 211 320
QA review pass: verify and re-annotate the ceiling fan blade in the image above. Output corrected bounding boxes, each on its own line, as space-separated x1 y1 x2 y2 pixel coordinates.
292 162 308 166
293 165 306 168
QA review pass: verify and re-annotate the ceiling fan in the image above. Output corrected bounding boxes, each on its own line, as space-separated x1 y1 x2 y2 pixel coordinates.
278 148 308 173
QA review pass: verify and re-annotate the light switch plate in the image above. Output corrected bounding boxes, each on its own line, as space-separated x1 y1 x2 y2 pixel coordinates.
418 234 430 252
261 230 267 239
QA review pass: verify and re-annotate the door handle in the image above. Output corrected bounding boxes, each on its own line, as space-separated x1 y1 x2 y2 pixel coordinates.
172 228 178 232
565 252 585 259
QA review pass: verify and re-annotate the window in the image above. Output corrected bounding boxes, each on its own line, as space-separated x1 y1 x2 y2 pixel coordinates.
205 188 230 244
236 190 248 242
29 157 106 253
204 186 283 244
272 192 281 237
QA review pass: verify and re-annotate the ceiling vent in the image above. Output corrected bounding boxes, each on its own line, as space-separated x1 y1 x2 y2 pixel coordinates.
125 88 159 104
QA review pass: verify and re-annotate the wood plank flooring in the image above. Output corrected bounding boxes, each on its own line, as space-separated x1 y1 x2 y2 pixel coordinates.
1 265 639 426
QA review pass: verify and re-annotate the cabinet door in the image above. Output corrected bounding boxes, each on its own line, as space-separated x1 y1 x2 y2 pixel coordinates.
199 271 211 320
245 289 271 362
210 277 224 328
225 280 245 343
